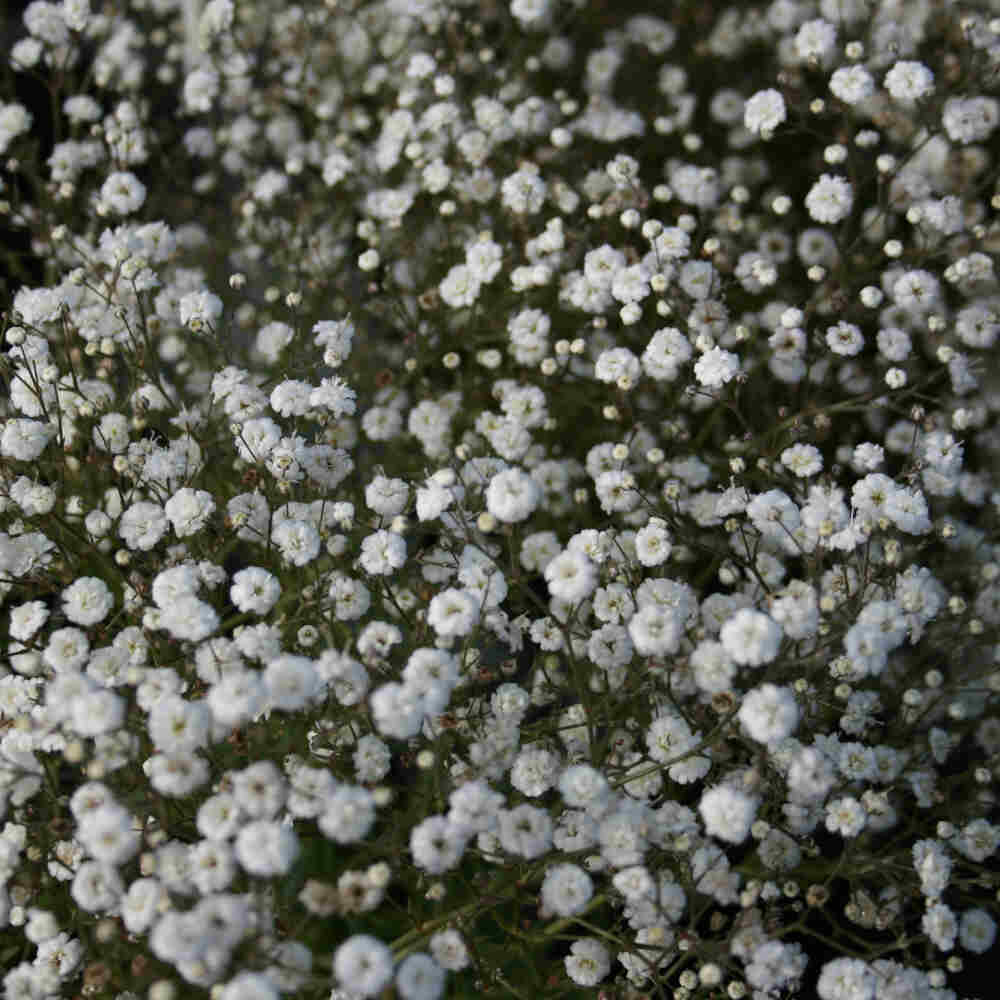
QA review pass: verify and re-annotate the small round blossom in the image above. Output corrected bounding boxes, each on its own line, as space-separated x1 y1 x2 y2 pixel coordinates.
334 935 394 998
816 958 876 1000
781 443 823 477
230 567 281 615
273 519 321 567
825 796 866 837
2 418 56 461
795 19 837 62
178 290 223 329
826 321 865 357
922 902 958 951
93 413 130 453
959 908 997 954
884 60 934 102
359 530 407 576
427 588 480 638
628 605 683 657
410 816 467 875
544 550 598 604
486 467 541 523
744 89 786 135
805 174 853 224
694 347 740 388
62 577 114 626
738 684 799 744
439 264 481 308
699 785 758 844
720 609 783 666
395 954 446 1000
9 600 49 642
942 96 1000 144
565 938 611 987
594 346 641 384
430 929 470 972
99 171 146 214
218 974 278 1000
540 863 593 917
164 488 216 537
511 747 562 798
829 65 875 105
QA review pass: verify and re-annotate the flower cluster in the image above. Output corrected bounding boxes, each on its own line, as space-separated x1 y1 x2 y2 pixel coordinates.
0 1 999 999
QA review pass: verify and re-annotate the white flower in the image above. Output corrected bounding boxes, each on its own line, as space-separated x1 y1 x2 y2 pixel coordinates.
70 861 123 913
959 908 997 954
164 487 216 537
395 953 446 1000
544 549 597 604
943 96 1000 144
359 529 407 575
439 264 481 308
427 588 480 638
922 902 958 951
825 796 866 837
694 347 739 388
816 958 876 1000
884 60 934 102
44 626 90 672
699 785 758 844
501 166 546 213
157 595 219 642
99 171 146 214
1 418 56 461
62 576 114 626
795 19 836 62
738 684 800 744
510 747 561 798
264 654 319 712
744 89 786 135
319 786 376 844
429 929 470 971
77 805 141 865
780 443 823 477
9 601 48 644
628 605 683 657
183 65 220 111
218 973 278 1000
93 412 130 453
410 816 467 874
486 467 541 523
370 682 424 740
635 518 672 566
829 65 874 105
365 474 409 517
540 863 593 916
119 500 168 551
178 289 223 329
334 935 394 998
719 609 783 666
197 793 244 841
594 347 641 383
565 938 611 986
230 567 281 615
234 820 300 876
497 804 554 859
148 696 211 753
805 174 853 224
70 689 125 737
207 671 266 728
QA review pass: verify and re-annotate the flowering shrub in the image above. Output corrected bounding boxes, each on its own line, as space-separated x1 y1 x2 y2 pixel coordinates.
1 1 999 999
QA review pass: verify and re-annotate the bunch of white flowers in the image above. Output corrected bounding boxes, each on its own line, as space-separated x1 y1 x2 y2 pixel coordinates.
0 0 998 998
